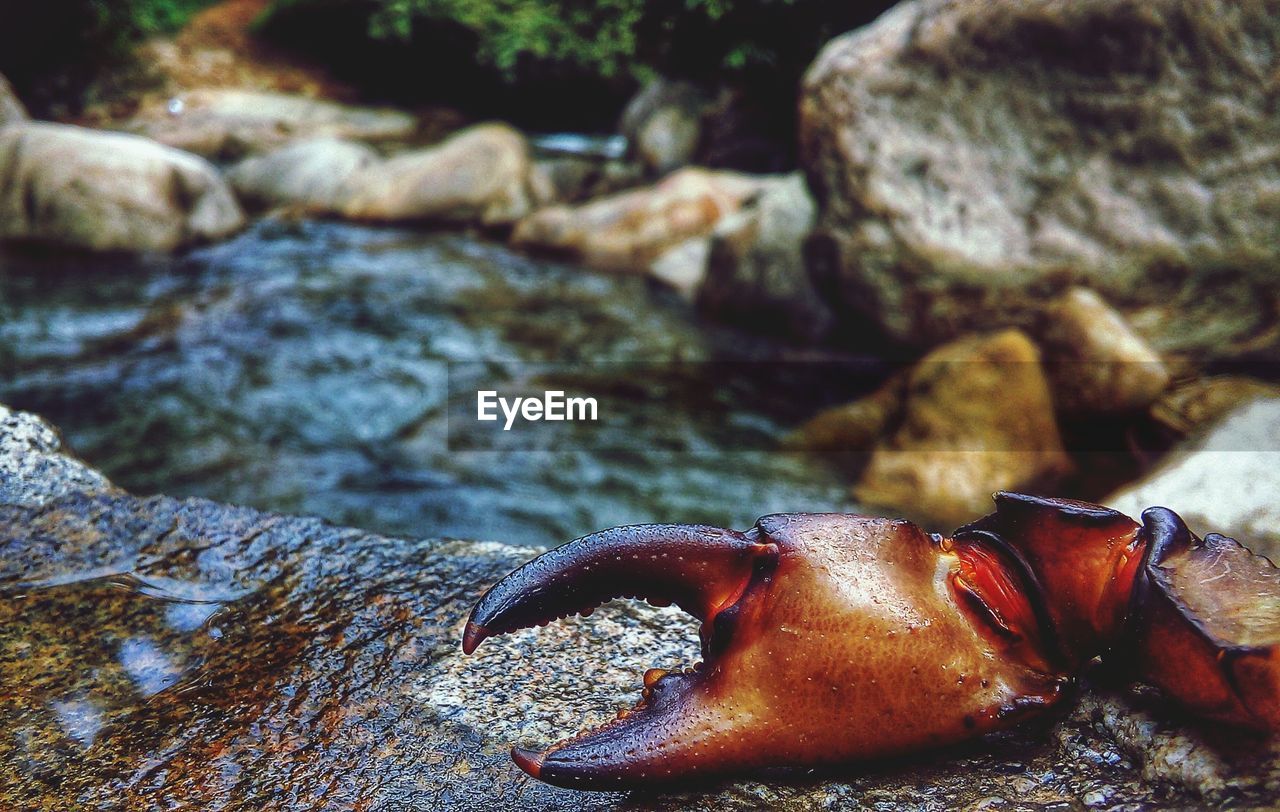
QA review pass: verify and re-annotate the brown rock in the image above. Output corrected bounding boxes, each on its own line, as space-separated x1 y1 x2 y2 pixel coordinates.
341 123 536 226
800 0 1280 361
1038 287 1171 414
1150 376 1280 438
511 168 775 273
0 123 245 252
854 330 1071 526
784 374 905 453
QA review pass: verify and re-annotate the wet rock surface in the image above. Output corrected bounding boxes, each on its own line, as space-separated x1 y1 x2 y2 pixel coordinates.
800 0 1280 360
0 123 246 252
4 404 1279 809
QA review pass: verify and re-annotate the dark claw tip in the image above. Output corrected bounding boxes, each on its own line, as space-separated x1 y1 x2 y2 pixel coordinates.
511 746 545 779
462 622 489 655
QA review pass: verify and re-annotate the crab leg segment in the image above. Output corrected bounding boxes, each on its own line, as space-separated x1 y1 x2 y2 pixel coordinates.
1131 507 1280 731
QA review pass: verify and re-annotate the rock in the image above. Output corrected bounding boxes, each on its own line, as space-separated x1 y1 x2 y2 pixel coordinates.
0 73 26 128
511 168 777 273
1037 288 1171 414
1149 376 1280 439
341 123 536 226
0 123 245 252
698 172 832 342
648 237 712 300
529 157 644 205
2 402 1276 808
1109 396 1280 559
0 404 114 509
800 0 1280 360
853 330 1072 526
784 374 905 453
122 88 419 160
227 137 380 211
618 78 711 176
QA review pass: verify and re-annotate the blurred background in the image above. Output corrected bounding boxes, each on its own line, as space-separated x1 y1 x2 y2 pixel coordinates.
2 0 1278 549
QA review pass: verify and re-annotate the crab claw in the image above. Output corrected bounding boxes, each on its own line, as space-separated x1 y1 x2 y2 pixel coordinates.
465 515 1067 789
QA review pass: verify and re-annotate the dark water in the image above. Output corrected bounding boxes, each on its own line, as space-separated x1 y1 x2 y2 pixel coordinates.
0 219 866 547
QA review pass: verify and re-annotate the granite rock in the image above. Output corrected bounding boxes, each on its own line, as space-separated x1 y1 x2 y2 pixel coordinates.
800 0 1280 360
2 403 1276 809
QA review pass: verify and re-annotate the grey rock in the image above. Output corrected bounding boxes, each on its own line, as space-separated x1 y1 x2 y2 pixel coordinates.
121 88 419 160
0 404 113 509
800 0 1280 360
2 402 1275 809
0 123 245 252
1109 396 1280 560
619 79 712 176
698 172 831 342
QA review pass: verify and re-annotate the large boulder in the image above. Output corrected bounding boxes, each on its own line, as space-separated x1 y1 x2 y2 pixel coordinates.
1109 396 1280 559
340 123 537 226
852 330 1072 526
697 172 832 342
3 402 1277 808
123 88 419 160
511 168 776 273
0 123 245 252
0 73 26 128
227 137 380 211
801 0 1280 360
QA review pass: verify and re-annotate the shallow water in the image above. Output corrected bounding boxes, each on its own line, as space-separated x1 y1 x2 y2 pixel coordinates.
0 220 869 547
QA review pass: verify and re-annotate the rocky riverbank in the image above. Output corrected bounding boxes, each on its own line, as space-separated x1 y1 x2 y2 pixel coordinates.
5 0 1279 526
4 402 1280 809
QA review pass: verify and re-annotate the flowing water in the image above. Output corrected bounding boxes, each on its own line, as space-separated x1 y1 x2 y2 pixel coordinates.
0 219 870 548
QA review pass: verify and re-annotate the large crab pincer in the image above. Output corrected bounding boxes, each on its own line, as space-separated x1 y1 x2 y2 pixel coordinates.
463 494 1280 789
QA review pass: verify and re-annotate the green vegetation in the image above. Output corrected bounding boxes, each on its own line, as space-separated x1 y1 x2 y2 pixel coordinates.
0 0 215 114
257 0 897 129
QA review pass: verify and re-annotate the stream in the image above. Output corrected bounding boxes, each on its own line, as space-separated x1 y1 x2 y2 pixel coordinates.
0 219 872 548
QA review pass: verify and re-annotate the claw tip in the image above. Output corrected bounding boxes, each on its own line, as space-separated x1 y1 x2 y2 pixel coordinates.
462 622 489 655
511 746 544 779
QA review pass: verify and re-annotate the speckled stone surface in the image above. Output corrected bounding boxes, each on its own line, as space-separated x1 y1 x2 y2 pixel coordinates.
2 404 1278 810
